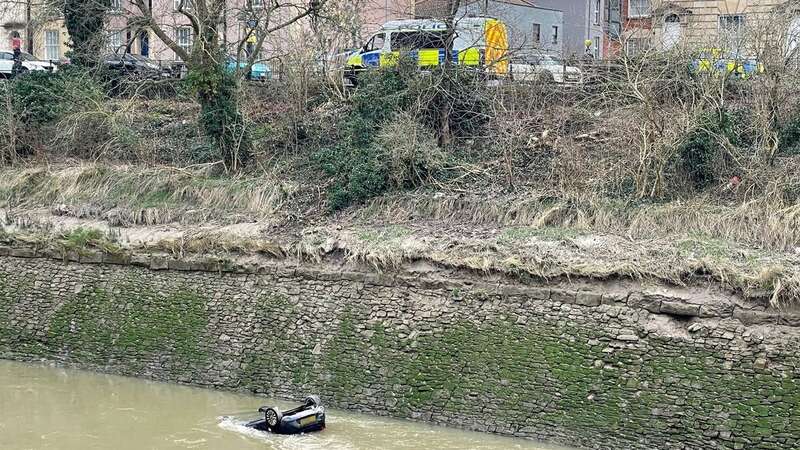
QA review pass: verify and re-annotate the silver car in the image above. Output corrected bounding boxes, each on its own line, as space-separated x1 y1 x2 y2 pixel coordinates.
510 54 582 85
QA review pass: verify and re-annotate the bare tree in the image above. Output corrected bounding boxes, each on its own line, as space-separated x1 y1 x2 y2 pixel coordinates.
127 0 327 171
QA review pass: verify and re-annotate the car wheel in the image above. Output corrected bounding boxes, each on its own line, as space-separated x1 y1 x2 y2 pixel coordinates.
304 395 321 407
264 407 282 429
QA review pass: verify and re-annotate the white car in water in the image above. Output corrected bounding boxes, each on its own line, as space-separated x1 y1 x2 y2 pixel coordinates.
0 51 58 77
510 54 582 85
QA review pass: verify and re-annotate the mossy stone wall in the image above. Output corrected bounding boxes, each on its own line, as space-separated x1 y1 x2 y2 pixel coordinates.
0 252 799 450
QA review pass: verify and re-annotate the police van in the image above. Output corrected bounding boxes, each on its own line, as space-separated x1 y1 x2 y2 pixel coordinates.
343 17 509 87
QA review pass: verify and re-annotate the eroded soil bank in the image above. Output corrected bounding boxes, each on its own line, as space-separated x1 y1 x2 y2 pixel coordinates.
1 247 798 450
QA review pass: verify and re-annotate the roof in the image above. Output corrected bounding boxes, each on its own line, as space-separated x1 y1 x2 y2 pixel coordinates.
381 17 496 32
464 0 536 7
415 0 536 18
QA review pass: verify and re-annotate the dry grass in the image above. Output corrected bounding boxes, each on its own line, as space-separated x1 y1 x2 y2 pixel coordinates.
0 163 297 226
291 225 800 308
356 192 800 252
147 230 285 259
1 220 798 307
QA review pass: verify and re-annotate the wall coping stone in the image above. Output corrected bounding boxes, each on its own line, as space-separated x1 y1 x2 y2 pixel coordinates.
0 245 794 328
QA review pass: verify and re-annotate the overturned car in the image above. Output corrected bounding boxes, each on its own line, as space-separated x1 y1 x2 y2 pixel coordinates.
246 395 326 434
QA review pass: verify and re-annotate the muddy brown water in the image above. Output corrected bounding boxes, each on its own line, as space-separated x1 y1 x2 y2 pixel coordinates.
0 360 572 450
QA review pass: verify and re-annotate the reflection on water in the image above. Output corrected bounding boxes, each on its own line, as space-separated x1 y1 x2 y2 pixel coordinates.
0 360 569 450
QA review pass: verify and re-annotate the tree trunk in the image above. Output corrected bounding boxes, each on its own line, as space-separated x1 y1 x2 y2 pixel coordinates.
437 0 460 148
195 66 251 172
193 25 251 172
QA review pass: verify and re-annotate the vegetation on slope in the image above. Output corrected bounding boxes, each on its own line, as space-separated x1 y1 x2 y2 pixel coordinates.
1 47 800 307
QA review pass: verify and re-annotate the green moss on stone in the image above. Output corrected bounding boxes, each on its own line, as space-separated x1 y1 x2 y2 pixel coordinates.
48 275 209 370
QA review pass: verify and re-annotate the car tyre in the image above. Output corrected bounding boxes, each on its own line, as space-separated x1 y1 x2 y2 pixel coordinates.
264 407 282 430
304 395 321 407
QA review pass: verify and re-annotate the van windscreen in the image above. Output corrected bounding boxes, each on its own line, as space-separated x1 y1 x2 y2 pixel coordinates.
391 31 448 50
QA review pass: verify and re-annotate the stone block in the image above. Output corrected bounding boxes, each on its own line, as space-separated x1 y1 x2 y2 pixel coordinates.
340 271 366 282
576 291 603 307
168 259 196 271
601 292 629 304
617 334 639 342
102 252 129 265
628 293 662 313
733 309 778 326
39 248 62 260
527 287 551 300
9 247 36 258
660 301 700 317
130 254 150 267
778 314 800 327
149 257 169 270
698 303 735 318
550 289 577 304
79 252 104 264
0 246 10 256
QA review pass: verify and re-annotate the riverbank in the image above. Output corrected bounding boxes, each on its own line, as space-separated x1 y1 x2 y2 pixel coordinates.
1 244 799 450
3 163 800 308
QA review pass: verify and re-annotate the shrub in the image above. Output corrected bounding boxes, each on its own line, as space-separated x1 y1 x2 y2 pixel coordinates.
314 69 412 210
778 114 800 156
10 66 104 125
313 65 481 210
376 112 445 189
677 108 752 190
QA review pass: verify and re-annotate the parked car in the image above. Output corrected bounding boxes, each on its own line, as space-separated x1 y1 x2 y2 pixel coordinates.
510 55 583 84
344 17 510 87
226 56 271 81
0 51 57 77
246 395 325 435
691 48 764 79
103 53 171 79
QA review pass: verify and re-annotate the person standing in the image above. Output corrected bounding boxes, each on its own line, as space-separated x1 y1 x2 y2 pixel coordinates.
10 31 23 77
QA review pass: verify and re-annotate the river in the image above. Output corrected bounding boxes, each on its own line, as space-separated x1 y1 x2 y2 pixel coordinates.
0 360 568 450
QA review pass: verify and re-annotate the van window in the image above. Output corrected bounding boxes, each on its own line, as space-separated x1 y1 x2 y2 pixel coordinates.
391 31 448 50
365 33 385 52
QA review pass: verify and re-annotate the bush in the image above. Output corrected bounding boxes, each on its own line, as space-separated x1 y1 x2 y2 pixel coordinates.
314 69 412 210
11 67 104 125
377 112 445 189
778 115 800 156
313 65 482 210
677 108 752 190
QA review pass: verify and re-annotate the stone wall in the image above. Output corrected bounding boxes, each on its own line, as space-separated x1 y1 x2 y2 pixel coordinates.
1 248 799 450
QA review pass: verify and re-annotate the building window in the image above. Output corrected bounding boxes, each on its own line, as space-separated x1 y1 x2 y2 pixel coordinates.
594 0 602 25
625 37 649 56
365 33 385 52
719 14 746 51
177 27 192 56
110 0 122 11
532 23 540 44
719 14 745 31
44 30 59 61
628 0 649 18
174 0 193 10
594 36 600 58
107 30 123 52
552 26 559 45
